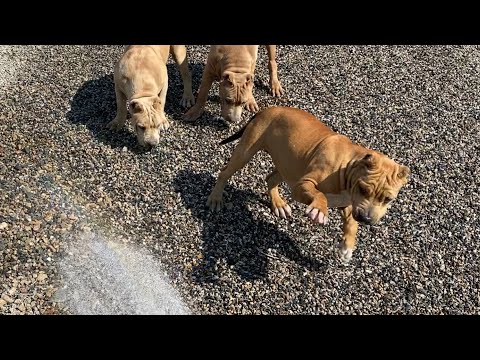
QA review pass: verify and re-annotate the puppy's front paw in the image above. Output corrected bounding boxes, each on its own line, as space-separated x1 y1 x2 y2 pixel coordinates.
159 118 170 131
183 106 204 122
271 197 292 219
305 206 328 225
273 204 292 219
337 244 353 264
270 80 284 97
245 98 259 112
181 92 195 109
107 117 125 131
206 192 224 212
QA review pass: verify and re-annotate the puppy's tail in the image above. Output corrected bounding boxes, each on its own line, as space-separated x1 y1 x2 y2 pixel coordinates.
219 113 258 145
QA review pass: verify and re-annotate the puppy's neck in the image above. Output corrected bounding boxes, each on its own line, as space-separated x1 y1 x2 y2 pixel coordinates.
131 93 157 101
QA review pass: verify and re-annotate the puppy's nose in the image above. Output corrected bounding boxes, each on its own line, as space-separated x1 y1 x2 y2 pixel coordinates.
224 115 239 123
354 209 373 224
357 213 372 224
144 139 159 148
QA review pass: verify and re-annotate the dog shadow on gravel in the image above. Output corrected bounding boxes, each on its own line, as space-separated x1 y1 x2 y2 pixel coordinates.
173 170 325 283
66 73 141 152
66 63 226 152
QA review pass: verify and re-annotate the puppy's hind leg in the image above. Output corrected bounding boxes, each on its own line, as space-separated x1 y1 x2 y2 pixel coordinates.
170 45 195 108
107 84 128 130
267 169 291 219
207 139 262 212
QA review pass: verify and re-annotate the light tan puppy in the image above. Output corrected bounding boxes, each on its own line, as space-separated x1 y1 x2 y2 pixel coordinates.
183 45 283 123
207 106 410 263
108 45 195 148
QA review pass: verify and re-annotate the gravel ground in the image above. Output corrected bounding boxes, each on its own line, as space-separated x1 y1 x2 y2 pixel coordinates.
0 45 479 315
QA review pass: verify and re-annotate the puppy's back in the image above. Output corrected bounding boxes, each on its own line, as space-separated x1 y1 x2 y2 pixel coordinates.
225 106 334 138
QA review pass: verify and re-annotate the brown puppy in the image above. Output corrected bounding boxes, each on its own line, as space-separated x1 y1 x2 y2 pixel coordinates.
183 45 283 123
108 45 195 148
207 106 410 263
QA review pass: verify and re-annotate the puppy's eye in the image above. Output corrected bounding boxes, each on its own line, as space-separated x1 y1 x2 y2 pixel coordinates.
359 185 368 196
137 125 146 130
384 197 393 203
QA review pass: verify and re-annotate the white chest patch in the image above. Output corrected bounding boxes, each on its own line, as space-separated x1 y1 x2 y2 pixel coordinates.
325 191 351 208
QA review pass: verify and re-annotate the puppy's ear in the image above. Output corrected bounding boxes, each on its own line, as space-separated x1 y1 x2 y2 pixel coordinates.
130 100 143 113
397 165 410 183
362 153 376 169
222 71 234 86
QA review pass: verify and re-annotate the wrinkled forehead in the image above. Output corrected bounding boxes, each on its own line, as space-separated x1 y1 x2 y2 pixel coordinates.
366 157 404 190
377 156 399 173
220 84 250 105
132 109 161 128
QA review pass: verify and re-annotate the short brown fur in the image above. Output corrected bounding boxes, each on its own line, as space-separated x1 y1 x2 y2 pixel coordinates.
207 106 410 262
183 45 283 123
108 45 195 147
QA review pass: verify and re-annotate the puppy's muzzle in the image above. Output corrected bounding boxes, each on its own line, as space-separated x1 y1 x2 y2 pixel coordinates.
353 208 373 225
142 135 160 149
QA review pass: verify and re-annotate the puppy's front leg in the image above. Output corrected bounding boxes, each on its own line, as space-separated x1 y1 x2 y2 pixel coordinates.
245 96 259 113
338 206 359 263
246 59 259 113
107 85 128 130
292 179 329 225
156 81 170 131
265 45 284 97
183 69 215 122
170 45 195 108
